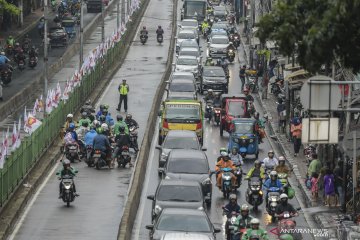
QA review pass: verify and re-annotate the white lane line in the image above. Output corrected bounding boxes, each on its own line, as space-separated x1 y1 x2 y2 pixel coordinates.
133 129 158 240
8 161 60 240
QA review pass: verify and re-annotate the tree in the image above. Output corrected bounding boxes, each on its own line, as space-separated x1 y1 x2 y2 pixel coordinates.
0 0 20 15
256 0 360 74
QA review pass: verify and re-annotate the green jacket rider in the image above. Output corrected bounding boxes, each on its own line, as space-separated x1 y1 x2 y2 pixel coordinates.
202 21 209 34
242 218 268 240
114 115 129 135
234 204 254 232
246 160 265 179
56 159 78 197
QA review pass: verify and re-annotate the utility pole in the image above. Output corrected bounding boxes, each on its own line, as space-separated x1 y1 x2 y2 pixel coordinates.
19 0 24 27
101 0 105 43
44 0 49 112
121 0 126 23
79 0 84 70
117 0 120 30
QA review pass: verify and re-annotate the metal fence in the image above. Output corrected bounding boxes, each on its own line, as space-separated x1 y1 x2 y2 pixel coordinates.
0 33 126 205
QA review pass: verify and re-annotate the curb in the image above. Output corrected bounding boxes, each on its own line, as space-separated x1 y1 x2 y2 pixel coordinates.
116 0 178 238
0 0 118 123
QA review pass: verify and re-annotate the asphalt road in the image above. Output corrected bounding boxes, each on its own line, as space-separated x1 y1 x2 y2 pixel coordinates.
131 8 312 240
8 0 174 239
1 4 97 103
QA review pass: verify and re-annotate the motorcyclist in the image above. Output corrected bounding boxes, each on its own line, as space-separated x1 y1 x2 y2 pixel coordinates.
92 126 111 163
6 35 15 47
204 89 215 102
217 147 230 162
254 112 266 142
229 147 243 166
84 126 97 148
275 193 299 218
80 100 95 121
113 125 132 167
54 14 61 24
242 218 269 240
275 156 291 176
156 25 164 37
246 160 265 179
224 194 241 217
22 34 31 49
215 154 237 189
96 104 108 119
15 48 26 65
101 108 115 126
101 123 112 137
78 112 92 128
125 113 139 129
14 42 22 55
56 159 79 198
213 93 221 107
140 26 148 38
61 113 74 139
0 52 10 67
262 150 278 171
64 123 81 155
114 115 129 136
227 42 236 52
234 204 254 233
201 20 210 34
263 171 283 207
76 121 90 140
204 57 215 66
28 46 38 59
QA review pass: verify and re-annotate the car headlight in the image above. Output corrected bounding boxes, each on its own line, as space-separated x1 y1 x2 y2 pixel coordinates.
161 152 168 160
202 177 212 185
154 205 162 214
249 139 254 143
165 176 171 180
198 206 204 211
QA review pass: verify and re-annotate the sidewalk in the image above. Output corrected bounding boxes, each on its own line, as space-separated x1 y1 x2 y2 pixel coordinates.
236 20 348 238
0 8 44 45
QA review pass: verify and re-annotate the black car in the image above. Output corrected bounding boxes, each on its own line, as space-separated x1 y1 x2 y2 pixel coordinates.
159 149 212 204
200 66 228 94
146 208 221 240
49 27 68 48
147 180 205 221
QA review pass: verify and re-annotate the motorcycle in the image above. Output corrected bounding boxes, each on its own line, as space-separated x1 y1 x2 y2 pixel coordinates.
223 208 239 240
233 164 243 188
129 125 139 152
22 42 30 54
219 167 234 199
247 76 258 93
233 35 240 49
203 26 210 39
29 56 37 69
266 186 281 222
227 49 235 63
92 149 110 170
277 211 299 239
65 143 80 163
140 34 147 45
205 100 213 121
1 68 12 85
157 34 163 44
117 145 131 168
212 107 221 126
85 145 94 167
245 177 263 211
17 58 25 71
5 44 13 57
59 175 77 207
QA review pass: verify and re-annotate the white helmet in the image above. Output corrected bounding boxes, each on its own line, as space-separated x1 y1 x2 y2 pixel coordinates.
67 113 73 118
221 151 228 157
101 123 108 131
250 218 260 225
280 193 288 199
0 51 5 55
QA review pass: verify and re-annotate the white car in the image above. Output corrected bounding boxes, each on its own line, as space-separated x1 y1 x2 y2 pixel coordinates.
173 55 200 79
178 47 202 64
176 29 199 53
208 35 229 58
179 19 199 36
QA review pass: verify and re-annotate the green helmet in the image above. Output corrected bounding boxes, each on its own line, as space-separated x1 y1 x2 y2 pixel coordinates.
220 147 227 154
279 234 294 240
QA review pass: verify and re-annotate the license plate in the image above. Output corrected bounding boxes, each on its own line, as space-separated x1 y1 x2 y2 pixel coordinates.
93 154 101 157
122 152 129 156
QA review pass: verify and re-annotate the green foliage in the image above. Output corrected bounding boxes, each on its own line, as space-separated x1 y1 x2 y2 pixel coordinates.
256 0 360 74
0 0 20 15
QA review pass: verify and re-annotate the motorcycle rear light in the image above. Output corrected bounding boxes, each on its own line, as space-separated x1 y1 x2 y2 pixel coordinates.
95 150 101 154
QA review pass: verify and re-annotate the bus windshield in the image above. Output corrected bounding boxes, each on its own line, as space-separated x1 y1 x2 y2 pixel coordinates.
184 1 206 19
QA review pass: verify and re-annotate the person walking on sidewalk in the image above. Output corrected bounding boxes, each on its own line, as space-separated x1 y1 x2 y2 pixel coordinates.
117 79 129 112
311 172 319 200
307 153 322 177
290 117 302 157
239 65 246 91
324 168 335 207
334 161 345 211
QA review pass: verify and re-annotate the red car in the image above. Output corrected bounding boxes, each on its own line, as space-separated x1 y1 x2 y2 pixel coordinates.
219 94 251 136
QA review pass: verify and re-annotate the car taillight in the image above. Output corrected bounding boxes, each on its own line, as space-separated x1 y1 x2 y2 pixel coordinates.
196 121 202 130
163 119 168 129
95 150 101 154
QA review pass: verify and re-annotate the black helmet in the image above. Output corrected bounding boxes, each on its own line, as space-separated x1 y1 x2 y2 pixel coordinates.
158 25 161 28
119 125 125 133
99 104 105 110
143 26 146 30
126 114 132 120
31 45 35 50
99 115 106 122
116 114 123 121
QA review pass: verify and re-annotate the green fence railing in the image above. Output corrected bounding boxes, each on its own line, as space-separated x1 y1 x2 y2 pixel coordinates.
0 30 128 206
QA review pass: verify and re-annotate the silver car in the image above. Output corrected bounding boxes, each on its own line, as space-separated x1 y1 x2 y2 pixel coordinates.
179 19 199 36
208 35 229 58
161 233 212 240
173 55 200 79
176 29 199 53
178 47 202 64
170 71 196 83
178 39 200 54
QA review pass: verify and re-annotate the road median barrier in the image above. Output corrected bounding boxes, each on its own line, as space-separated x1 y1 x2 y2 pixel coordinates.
116 0 178 239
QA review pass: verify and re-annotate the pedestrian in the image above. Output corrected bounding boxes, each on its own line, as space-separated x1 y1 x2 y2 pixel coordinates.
116 79 129 112
311 172 319 200
324 168 335 207
239 65 246 91
0 82 3 101
290 117 302 156
334 161 345 211
277 99 286 132
307 153 322 177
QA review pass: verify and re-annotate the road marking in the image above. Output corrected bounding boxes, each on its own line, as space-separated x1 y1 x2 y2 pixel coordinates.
133 129 158 240
8 161 60 240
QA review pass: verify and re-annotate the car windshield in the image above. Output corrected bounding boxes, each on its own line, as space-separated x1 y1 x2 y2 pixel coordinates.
181 41 198 48
178 32 195 39
157 214 211 232
169 82 195 92
180 51 199 58
214 11 225 16
177 58 198 65
168 159 208 174
203 68 225 77
182 21 198 27
157 185 202 201
228 101 245 116
163 136 199 149
211 31 227 37
234 122 254 134
165 104 200 119
172 74 195 81
211 37 228 44
212 24 227 30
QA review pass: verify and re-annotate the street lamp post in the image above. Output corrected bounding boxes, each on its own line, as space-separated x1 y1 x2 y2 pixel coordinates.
101 0 105 42
117 0 120 30
44 0 49 113
80 0 84 70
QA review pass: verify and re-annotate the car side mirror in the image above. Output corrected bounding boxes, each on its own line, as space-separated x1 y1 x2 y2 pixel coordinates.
147 195 155 201
145 224 154 230
214 227 221 233
296 207 301 211
202 147 207 151
155 145 162 150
